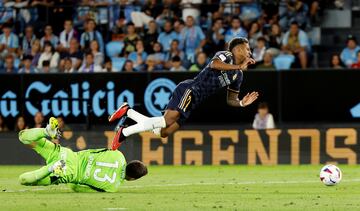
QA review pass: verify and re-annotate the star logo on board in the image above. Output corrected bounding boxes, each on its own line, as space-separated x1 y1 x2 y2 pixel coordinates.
153 88 171 109
144 78 177 116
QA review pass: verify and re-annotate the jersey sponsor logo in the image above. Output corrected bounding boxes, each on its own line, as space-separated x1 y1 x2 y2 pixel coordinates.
144 78 177 116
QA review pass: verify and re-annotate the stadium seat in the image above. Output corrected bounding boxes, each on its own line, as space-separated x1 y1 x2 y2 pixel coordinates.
111 57 126 72
274 54 295 70
106 41 124 58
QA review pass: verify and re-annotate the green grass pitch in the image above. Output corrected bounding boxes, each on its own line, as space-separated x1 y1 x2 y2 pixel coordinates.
1 165 359 210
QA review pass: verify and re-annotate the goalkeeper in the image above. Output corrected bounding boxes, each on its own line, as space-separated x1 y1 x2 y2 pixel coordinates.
18 117 147 192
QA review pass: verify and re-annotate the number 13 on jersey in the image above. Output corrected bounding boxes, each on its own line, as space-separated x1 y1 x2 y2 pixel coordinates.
93 161 119 183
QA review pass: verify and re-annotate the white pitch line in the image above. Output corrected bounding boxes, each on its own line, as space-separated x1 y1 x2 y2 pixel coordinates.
4 178 360 192
121 178 360 189
103 208 127 210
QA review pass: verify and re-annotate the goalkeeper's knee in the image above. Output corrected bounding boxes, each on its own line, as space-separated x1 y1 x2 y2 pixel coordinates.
18 173 30 185
18 129 32 145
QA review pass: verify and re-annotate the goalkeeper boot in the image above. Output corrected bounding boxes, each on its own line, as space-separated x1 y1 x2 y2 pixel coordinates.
108 102 130 122
111 126 126 150
49 160 66 177
45 117 61 139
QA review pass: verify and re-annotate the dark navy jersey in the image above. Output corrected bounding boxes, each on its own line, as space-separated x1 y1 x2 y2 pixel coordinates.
185 51 243 107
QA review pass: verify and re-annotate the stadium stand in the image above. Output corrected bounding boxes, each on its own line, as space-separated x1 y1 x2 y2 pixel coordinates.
0 0 358 73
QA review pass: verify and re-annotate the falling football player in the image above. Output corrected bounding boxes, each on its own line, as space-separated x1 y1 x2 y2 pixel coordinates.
109 37 259 150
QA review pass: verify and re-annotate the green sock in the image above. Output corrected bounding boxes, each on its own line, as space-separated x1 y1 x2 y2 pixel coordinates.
19 165 51 186
19 128 46 145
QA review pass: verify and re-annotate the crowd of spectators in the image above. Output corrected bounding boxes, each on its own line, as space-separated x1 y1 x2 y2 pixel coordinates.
0 0 341 72
0 113 70 132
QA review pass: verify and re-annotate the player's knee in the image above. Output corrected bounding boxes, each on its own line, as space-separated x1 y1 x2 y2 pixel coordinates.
18 130 26 144
18 174 29 185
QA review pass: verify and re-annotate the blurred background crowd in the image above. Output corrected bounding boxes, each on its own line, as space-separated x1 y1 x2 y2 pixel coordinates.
0 0 358 73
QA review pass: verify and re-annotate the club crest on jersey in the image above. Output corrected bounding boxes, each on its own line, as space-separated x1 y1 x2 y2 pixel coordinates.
233 73 237 81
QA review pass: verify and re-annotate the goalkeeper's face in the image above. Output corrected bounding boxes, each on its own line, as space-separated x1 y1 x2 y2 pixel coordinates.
125 160 148 181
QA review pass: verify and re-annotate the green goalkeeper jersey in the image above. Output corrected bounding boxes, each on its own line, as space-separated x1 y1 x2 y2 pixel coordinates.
72 149 127 192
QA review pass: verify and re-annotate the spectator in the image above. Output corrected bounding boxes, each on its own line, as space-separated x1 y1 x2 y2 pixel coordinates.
111 16 126 41
149 42 165 70
252 102 275 130
123 60 134 72
32 111 45 128
74 0 94 30
59 38 83 70
248 22 263 49
57 116 71 131
78 52 103 73
18 55 38 73
340 35 360 68
29 39 41 67
189 52 207 71
145 55 161 72
37 41 60 69
180 0 202 21
330 53 345 69
174 19 185 40
123 22 141 55
170 55 186 71
0 23 19 59
351 51 360 69
40 60 51 73
14 116 28 132
3 54 17 73
180 15 206 63
128 40 148 71
58 20 78 53
253 37 267 62
63 57 75 73
144 20 159 53
158 20 180 53
281 21 310 69
266 23 283 52
21 26 36 55
130 0 163 28
80 19 104 53
0 2 14 25
102 58 112 72
224 16 247 43
89 40 104 66
164 39 185 69
0 115 8 132
155 5 176 27
204 18 225 57
256 51 275 70
40 25 59 48
279 0 309 30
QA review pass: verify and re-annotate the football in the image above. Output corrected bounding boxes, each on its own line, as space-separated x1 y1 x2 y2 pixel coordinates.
320 164 342 186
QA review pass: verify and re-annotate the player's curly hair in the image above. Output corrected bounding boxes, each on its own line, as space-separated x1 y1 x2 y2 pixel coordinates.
227 37 249 52
126 160 148 179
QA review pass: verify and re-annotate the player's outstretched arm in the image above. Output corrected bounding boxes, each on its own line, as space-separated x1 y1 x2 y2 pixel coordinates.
210 57 255 72
227 91 259 107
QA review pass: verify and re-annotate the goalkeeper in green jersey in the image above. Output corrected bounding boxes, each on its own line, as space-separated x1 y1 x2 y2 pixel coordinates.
18 117 148 192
